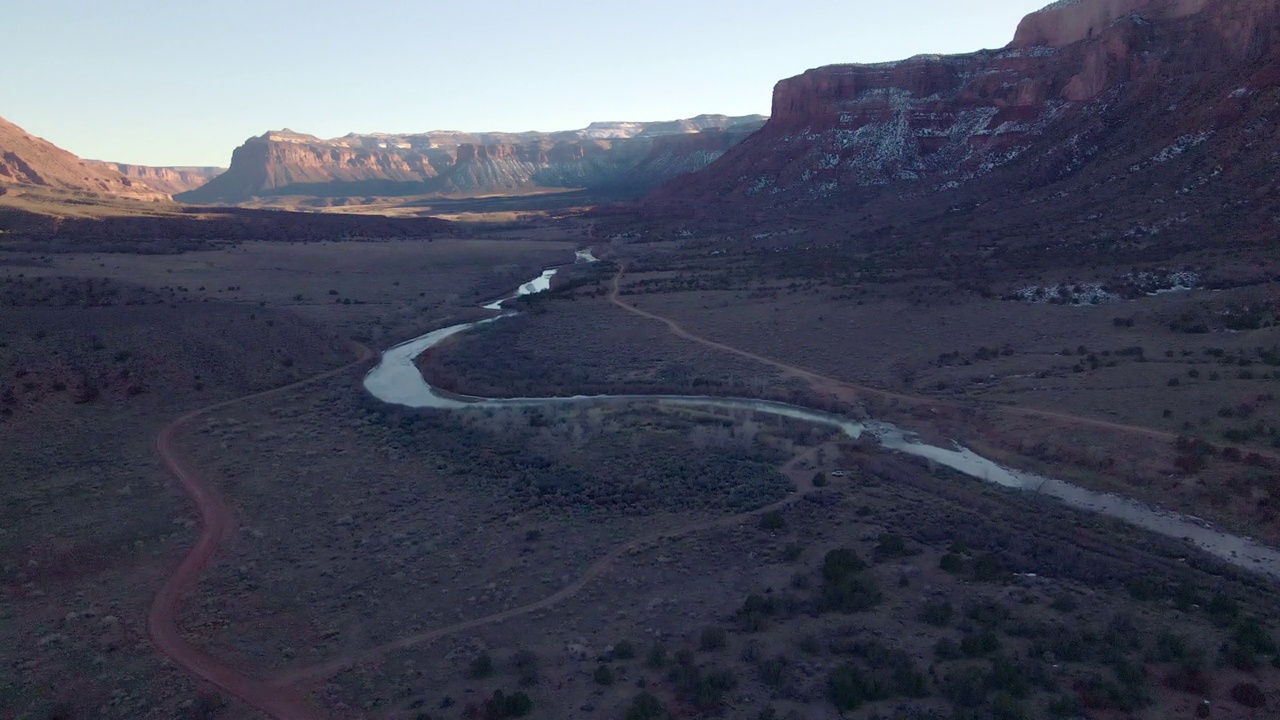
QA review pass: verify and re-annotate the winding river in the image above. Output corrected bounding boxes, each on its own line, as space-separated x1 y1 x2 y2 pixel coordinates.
365 254 1280 580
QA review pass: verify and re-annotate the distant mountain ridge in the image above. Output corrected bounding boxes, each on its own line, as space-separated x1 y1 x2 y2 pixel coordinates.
93 163 224 197
177 114 767 203
0 116 168 201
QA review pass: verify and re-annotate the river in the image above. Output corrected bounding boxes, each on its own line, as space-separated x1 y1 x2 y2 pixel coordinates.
364 254 1280 580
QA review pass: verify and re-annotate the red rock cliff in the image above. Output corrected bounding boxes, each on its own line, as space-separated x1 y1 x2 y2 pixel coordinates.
653 0 1280 209
180 115 766 203
92 163 224 196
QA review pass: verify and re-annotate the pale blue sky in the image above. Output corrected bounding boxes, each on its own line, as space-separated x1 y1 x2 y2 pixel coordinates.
4 1 1052 166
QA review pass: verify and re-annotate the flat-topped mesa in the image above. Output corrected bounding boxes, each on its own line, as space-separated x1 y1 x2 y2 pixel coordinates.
1012 0 1210 49
179 115 767 203
768 51 1065 131
92 163 224 196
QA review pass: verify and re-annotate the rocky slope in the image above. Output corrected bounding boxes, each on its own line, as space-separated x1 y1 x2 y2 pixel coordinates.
0 116 167 201
93 163 223 196
649 0 1280 253
177 115 766 203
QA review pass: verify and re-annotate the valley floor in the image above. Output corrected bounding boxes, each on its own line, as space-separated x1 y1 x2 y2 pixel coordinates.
2 221 1279 719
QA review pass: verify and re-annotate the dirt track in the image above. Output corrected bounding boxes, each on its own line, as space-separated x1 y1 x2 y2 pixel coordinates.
149 342 373 720
151 268 1276 717
605 267 1280 462
273 448 823 687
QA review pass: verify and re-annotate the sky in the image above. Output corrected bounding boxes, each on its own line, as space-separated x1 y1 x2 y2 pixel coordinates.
3 0 1054 167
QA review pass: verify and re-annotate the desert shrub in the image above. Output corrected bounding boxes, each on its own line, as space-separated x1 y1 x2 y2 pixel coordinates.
967 600 1011 628
798 634 821 655
822 548 866 580
1125 576 1161 601
1230 682 1267 709
1114 658 1146 689
667 653 737 713
1046 694 1083 718
612 640 635 660
942 666 991 708
828 664 871 711
1150 631 1187 663
1224 641 1260 670
820 571 881 614
873 533 908 560
935 637 961 661
481 690 532 719
624 692 667 720
1049 593 1077 612
755 655 789 689
511 650 538 686
939 553 966 573
919 599 954 626
1206 594 1240 625
1104 613 1142 652
818 548 880 613
469 652 494 679
622 691 665 717
759 510 786 531
646 642 667 669
699 626 727 651
1232 618 1277 655
969 552 1010 583
736 593 778 632
1077 673 1147 712
593 664 614 686
1165 662 1213 696
961 630 1002 658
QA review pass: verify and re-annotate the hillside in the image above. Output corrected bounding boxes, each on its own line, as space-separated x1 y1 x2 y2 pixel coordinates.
646 0 1280 259
0 116 167 202
176 115 766 203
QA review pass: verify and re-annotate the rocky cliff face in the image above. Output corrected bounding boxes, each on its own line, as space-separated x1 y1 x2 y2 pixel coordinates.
1011 0 1210 49
651 0 1280 231
0 117 168 201
179 115 766 203
92 163 224 197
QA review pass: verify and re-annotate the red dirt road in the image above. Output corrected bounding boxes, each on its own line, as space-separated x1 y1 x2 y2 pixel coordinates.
149 342 372 720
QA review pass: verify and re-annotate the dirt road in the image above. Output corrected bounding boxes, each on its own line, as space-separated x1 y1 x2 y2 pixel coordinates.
606 267 1280 459
150 341 372 720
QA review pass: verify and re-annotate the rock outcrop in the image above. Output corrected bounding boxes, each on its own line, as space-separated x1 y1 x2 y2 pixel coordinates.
650 0 1280 227
92 163 224 197
179 115 766 203
1011 0 1210 49
0 116 168 201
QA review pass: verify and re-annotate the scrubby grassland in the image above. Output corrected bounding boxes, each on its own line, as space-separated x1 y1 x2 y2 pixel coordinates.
3 208 1279 720
0 276 352 719
579 236 1280 545
0 236 578 719
171 390 807 674
172 365 1280 719
1 237 576 343
420 294 802 402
